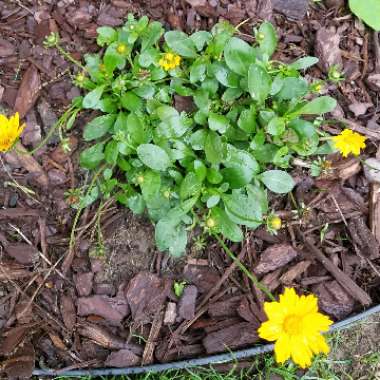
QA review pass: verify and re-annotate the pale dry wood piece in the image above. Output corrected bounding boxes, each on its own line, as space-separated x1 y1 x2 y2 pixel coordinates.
141 310 164 365
0 261 32 281
300 232 372 306
77 323 126 349
163 302 177 325
369 183 380 245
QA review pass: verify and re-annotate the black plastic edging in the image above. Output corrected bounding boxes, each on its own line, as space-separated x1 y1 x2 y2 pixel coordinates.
32 304 380 377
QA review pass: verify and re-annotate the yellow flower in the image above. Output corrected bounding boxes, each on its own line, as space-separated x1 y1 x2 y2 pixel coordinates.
0 112 25 152
116 43 127 54
267 214 282 231
159 52 181 71
332 129 366 158
258 288 333 369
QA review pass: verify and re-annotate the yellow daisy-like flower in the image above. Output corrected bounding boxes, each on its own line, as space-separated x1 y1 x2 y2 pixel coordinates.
0 112 25 152
258 288 333 369
158 52 181 71
332 129 366 158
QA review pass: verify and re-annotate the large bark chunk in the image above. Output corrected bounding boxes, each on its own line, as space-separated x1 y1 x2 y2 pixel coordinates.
203 322 259 354
255 244 298 275
125 272 171 323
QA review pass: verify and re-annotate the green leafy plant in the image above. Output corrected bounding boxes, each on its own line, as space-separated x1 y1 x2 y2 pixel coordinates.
349 0 380 31
45 15 337 257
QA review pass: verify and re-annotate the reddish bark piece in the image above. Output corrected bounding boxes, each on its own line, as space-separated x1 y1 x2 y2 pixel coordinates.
77 323 126 349
77 294 129 324
0 38 15 57
183 264 221 293
60 294 76 331
14 65 41 118
348 217 380 259
203 322 259 354
237 297 262 324
280 260 311 285
0 325 31 355
14 142 49 189
3 341 35 379
178 286 198 320
125 272 171 323
314 281 355 320
272 0 308 19
0 261 31 281
4 243 39 265
105 349 141 367
74 272 94 297
315 27 342 73
208 296 242 318
255 244 298 275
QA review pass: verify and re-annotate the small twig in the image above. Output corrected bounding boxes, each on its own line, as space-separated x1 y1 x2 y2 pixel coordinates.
374 31 380 72
330 194 348 227
333 117 380 140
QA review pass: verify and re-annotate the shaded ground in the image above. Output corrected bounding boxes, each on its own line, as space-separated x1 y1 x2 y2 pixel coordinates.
1 0 380 377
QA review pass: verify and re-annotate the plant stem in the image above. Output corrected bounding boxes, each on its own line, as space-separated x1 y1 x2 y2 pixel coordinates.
213 233 275 301
56 44 86 71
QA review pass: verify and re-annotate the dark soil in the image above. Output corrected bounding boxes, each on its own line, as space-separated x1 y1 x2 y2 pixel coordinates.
1 0 380 378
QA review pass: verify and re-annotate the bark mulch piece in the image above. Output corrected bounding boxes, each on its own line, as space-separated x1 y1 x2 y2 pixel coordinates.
1 0 380 376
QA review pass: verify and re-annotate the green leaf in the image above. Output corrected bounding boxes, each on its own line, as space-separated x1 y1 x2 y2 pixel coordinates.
297 96 337 115
266 116 285 136
349 0 380 31
164 31 198 58
141 170 161 203
190 129 207 150
141 21 164 51
155 217 188 257
105 140 119 165
128 194 146 214
190 31 212 51
127 113 150 145
194 160 207 181
221 147 259 188
237 106 256 134
257 22 278 58
248 64 271 104
208 112 229 134
190 59 207 83
121 91 143 112
224 37 255 76
137 144 171 171
211 207 243 242
207 195 220 208
80 143 104 169
277 77 308 100
83 114 116 141
207 168 223 184
289 56 319 70
82 85 105 109
205 131 226 164
289 119 319 156
223 190 263 228
180 172 202 199
260 170 295 193
96 26 117 46
211 62 239 88
104 42 126 72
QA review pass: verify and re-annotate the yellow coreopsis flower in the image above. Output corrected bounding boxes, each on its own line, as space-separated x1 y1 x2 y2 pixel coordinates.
0 112 25 152
258 288 333 369
159 52 181 71
332 129 366 158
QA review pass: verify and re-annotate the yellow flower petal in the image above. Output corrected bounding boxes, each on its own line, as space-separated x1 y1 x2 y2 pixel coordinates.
332 129 366 158
274 334 291 364
258 320 283 341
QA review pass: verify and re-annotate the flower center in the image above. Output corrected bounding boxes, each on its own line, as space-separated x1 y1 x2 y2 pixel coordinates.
283 314 302 335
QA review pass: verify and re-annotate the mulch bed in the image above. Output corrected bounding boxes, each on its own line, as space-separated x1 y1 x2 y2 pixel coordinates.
1 0 380 377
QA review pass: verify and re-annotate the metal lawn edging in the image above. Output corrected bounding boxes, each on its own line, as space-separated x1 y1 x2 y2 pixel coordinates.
33 304 380 377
